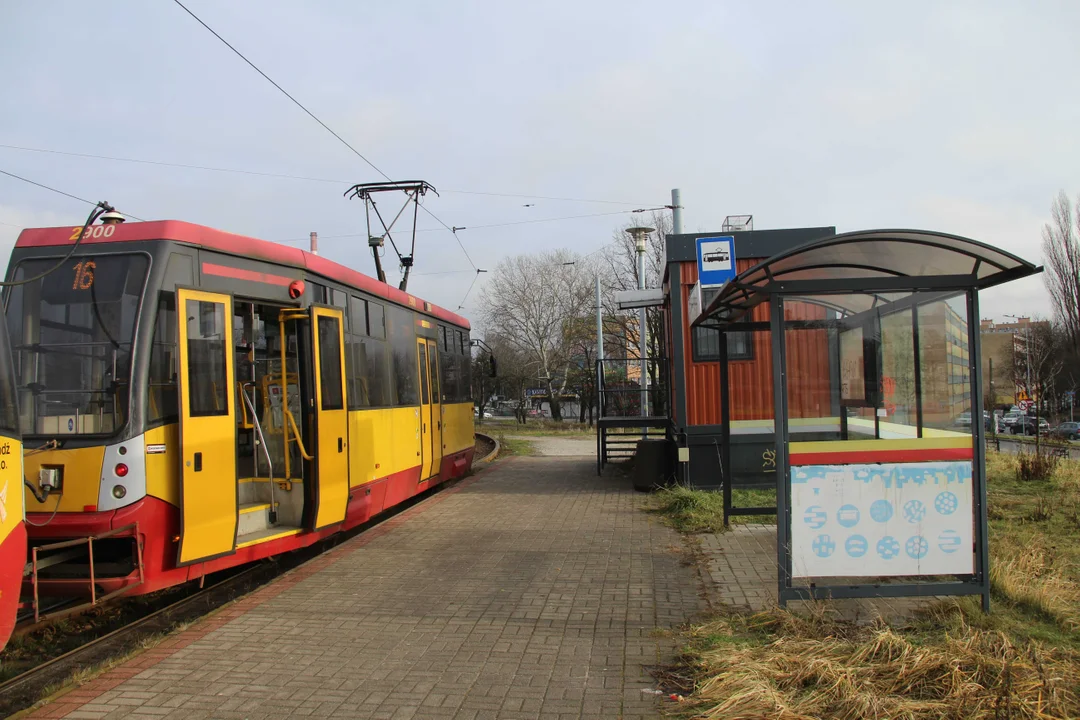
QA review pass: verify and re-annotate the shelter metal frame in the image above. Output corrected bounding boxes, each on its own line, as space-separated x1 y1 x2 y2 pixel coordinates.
692 230 1042 611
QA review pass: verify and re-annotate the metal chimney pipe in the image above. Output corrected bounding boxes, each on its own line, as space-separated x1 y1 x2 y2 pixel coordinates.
309 232 318 255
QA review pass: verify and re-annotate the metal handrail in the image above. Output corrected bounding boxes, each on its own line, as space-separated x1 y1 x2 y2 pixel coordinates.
285 410 313 460
241 383 277 522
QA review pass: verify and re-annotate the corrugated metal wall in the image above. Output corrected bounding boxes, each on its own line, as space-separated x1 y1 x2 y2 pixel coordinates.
680 261 831 425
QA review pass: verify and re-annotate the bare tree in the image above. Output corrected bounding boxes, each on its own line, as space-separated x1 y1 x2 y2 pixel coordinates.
479 250 594 421
598 210 671 415
1042 191 1080 352
1014 318 1064 454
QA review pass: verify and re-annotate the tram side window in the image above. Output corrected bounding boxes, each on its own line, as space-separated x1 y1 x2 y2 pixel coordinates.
440 342 458 403
387 305 418 405
362 337 390 406
186 300 228 417
317 316 344 411
368 302 385 340
329 288 348 333
349 296 368 336
148 292 179 424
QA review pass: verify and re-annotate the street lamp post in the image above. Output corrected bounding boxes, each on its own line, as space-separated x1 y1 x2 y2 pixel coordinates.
626 226 655 419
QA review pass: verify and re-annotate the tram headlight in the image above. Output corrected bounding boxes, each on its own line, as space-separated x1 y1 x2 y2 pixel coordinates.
112 485 127 499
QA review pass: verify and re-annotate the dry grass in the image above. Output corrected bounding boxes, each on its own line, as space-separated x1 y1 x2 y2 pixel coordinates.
1016 450 1060 482
666 450 1080 720
680 608 1080 719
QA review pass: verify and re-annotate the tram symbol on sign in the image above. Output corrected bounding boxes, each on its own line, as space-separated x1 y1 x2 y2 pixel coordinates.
837 504 860 528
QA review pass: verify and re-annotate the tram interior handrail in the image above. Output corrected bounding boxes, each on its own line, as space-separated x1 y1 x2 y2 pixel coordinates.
284 409 313 461
241 383 277 524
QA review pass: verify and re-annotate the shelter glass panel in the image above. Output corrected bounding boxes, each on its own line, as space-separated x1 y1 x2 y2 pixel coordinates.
782 291 976 580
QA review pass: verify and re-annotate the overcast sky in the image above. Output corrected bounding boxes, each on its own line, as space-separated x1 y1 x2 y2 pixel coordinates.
2 1 1077 324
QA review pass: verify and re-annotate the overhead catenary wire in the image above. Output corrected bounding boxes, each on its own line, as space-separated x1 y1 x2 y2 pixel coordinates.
170 0 476 270
0 168 146 222
274 207 667 244
456 270 484 310
0 144 655 207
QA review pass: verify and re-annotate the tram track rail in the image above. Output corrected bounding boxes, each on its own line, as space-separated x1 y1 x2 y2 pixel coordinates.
0 454 487 717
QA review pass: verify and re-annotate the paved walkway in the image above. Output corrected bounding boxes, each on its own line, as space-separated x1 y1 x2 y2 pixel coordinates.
33 457 701 720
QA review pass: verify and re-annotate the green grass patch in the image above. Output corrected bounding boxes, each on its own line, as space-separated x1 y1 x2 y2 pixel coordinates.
647 485 776 533
495 434 538 456
491 420 594 438
647 485 728 534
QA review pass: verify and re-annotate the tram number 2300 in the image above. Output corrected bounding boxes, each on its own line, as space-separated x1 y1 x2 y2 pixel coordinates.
69 224 116 241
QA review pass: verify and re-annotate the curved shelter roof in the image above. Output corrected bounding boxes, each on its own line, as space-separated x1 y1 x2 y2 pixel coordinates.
692 229 1041 328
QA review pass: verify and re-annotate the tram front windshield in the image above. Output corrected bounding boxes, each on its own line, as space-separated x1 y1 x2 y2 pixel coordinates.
4 254 148 437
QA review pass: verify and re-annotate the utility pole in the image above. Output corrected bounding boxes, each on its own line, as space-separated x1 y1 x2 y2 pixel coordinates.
671 188 683 234
596 276 604 420
626 226 655 418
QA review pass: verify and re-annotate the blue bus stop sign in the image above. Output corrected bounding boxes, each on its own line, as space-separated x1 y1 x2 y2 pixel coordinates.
696 236 737 288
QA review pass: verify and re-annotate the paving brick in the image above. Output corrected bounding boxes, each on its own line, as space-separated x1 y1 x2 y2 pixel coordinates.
29 456 700 719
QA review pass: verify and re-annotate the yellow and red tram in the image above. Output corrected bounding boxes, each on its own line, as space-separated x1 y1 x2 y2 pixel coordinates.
0 308 26 648
5 220 475 598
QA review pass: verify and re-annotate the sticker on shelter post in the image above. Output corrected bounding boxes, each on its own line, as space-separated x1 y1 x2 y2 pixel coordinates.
790 461 974 578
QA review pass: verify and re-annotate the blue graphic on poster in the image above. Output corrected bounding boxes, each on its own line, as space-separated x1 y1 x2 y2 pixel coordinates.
803 506 827 529
869 499 893 523
812 535 836 558
837 504 860 528
845 535 868 558
903 499 927 523
905 536 929 559
877 536 901 559
934 491 959 515
937 530 963 553
790 461 974 578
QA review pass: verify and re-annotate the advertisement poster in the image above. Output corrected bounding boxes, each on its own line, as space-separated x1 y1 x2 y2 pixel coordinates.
790 461 974 578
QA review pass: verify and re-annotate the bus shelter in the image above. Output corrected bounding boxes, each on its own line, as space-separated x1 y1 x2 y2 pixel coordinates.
692 230 1040 609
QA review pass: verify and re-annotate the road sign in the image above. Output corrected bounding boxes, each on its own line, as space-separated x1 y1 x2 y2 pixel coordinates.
696 236 737 288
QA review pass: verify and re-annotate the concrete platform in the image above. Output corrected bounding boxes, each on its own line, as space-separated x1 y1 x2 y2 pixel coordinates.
30 456 702 720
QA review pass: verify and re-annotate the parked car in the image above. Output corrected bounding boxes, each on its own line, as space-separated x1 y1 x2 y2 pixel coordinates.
956 412 971 428
1051 421 1080 441
1011 416 1051 435
1002 411 1023 429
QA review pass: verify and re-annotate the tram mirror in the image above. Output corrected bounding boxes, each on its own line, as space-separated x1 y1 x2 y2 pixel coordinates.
489 355 498 378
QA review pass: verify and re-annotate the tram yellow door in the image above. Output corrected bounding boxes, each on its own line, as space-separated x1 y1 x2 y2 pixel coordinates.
177 289 238 566
311 307 349 530
425 339 443 480
417 340 433 480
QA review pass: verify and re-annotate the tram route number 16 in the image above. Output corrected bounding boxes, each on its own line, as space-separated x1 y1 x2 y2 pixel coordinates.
72 260 96 290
